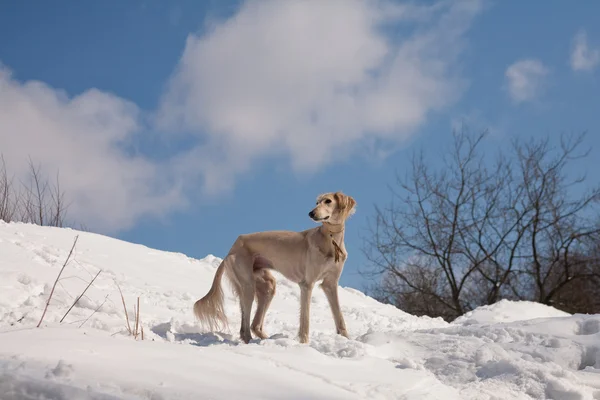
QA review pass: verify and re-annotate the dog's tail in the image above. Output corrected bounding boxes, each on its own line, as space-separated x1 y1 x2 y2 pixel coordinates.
193 259 228 331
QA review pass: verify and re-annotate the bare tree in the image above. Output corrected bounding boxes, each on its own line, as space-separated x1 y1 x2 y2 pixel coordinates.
511 133 600 306
21 157 49 225
364 129 600 320
19 157 69 227
0 156 19 222
0 154 70 227
364 130 500 319
546 236 600 313
49 170 67 227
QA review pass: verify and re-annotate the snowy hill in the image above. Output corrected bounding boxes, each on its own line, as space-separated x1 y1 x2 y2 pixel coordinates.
1 221 599 399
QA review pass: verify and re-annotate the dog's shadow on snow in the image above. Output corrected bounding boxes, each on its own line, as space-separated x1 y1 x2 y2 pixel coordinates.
151 322 287 347
151 322 238 347
172 331 240 347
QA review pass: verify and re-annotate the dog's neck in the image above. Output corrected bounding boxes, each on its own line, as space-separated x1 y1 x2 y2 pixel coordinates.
321 222 345 262
321 221 344 236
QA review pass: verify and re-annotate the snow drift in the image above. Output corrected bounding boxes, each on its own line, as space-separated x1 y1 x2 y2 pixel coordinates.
0 221 599 399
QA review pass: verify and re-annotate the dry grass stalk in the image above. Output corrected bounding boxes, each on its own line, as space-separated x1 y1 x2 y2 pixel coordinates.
134 297 140 337
60 269 102 323
115 280 132 334
78 294 109 328
37 235 79 328
115 280 143 340
133 297 143 340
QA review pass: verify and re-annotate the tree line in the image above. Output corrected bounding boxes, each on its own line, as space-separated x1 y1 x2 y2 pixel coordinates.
364 129 600 319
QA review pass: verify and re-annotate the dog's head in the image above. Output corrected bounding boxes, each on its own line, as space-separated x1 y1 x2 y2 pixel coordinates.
309 192 356 224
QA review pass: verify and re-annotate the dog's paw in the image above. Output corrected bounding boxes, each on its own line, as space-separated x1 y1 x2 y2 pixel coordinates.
298 333 309 344
251 327 268 340
240 330 252 344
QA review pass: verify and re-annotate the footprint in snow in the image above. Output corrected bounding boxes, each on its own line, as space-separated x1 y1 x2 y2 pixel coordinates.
45 360 74 379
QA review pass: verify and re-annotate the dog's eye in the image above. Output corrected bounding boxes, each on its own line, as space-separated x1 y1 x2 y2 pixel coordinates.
325 199 332 204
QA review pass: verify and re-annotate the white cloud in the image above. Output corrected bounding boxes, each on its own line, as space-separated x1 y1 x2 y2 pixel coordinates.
505 59 548 103
0 0 485 232
158 0 484 194
570 30 599 72
0 65 185 233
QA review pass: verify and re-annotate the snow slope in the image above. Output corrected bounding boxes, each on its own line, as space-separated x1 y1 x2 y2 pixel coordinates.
0 221 599 399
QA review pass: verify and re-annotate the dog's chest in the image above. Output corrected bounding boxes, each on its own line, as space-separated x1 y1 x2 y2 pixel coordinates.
316 237 341 261
305 230 347 281
313 238 346 276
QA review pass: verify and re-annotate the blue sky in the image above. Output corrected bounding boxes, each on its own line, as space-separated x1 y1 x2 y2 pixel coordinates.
1 0 599 290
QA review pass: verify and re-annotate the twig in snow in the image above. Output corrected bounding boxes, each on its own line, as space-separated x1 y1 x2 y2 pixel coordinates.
37 235 79 328
72 259 96 279
10 314 27 326
60 269 102 323
78 294 109 328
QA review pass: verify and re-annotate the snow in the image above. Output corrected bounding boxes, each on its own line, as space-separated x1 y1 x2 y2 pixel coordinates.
0 221 599 399
453 299 572 325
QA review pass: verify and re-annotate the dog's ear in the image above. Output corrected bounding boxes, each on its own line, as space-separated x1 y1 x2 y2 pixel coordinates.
334 192 356 219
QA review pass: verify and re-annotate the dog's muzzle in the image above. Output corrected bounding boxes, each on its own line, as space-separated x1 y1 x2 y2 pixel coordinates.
309 211 328 221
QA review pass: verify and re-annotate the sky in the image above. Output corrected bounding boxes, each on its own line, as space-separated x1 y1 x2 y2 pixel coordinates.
1 0 599 291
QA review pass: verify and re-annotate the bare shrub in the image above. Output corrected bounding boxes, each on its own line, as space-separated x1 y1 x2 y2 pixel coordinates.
0 155 70 227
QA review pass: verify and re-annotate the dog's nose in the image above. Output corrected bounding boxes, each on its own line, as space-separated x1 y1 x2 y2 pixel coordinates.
309 211 315 218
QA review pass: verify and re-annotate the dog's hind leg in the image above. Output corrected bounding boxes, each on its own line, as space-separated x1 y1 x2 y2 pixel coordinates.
229 252 256 344
238 284 255 343
251 269 276 339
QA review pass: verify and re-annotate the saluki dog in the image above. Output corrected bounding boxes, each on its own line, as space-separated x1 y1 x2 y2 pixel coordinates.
193 191 356 344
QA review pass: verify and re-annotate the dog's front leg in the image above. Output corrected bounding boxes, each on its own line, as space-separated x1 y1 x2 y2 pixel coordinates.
321 277 348 338
298 280 314 343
